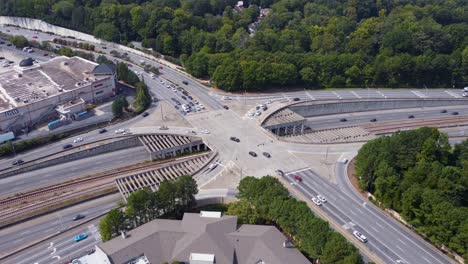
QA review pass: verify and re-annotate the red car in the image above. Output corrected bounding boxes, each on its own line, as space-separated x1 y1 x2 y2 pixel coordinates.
43 53 48 56
159 66 163 69
294 175 302 183
32 36 38 39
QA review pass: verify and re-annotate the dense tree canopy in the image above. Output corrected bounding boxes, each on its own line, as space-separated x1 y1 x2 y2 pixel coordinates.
99 175 198 241
355 128 468 258
1 0 467 90
227 176 363 264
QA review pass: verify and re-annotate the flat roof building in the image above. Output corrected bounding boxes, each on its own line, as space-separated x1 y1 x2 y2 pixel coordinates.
0 56 116 132
94 212 311 264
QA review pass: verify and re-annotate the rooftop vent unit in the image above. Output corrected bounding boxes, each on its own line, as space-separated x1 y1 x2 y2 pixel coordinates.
58 88 63 92
200 211 222 218
189 253 215 264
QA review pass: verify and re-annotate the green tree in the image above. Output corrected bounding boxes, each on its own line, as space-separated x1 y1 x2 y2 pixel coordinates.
8 35 29 48
94 23 120 42
98 208 126 242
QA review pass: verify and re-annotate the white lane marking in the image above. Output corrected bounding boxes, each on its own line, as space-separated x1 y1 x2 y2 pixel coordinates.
52 255 60 260
396 244 405 253
332 91 342 99
397 238 407 246
376 91 386 98
351 91 362 99
445 90 461 98
20 230 31 235
306 92 315 100
13 238 24 244
370 226 379 232
350 210 357 216
50 248 56 255
411 91 427 98
48 242 54 249
286 167 310 175
422 256 432 263
50 241 99 264
375 222 384 229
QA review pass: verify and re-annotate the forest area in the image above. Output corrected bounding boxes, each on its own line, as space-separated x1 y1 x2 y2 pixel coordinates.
1 0 467 91
354 127 468 259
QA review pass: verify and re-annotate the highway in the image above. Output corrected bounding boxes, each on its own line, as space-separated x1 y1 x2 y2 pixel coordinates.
0 194 120 257
0 146 148 197
284 168 454 264
0 23 465 264
305 106 468 130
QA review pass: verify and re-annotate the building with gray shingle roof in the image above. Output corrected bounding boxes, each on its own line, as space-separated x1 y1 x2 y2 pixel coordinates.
94 212 311 264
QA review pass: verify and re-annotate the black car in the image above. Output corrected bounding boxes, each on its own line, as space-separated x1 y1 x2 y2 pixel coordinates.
189 102 195 106
188 96 193 100
230 136 240 142
0 56 4 60
181 96 187 100
249 151 257 157
73 214 85 221
223 105 229 110
174 105 179 109
440 109 447 113
182 81 189 85
452 111 459 115
12 159 24 166
263 152 271 158
86 249 95 255
0 41 4 44
408 115 415 119
276 170 284 176
370 118 377 122
340 118 347 122
292 97 301 101
6 43 12 46
171 97 177 102
142 112 149 117
63 144 73 150
99 128 107 134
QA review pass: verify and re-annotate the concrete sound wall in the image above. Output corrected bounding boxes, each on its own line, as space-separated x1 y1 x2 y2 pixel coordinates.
0 16 102 43
0 137 142 178
289 99 468 118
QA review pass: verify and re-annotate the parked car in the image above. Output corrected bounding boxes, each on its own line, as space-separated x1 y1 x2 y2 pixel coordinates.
86 249 95 255
230 136 240 142
223 105 229 110
262 152 271 158
353 231 368 243
292 97 300 101
99 128 107 134
74 233 88 242
249 151 257 157
142 112 149 117
12 159 24 166
201 130 210 134
293 175 302 183
440 109 447 113
276 170 284 176
72 214 85 221
63 144 73 150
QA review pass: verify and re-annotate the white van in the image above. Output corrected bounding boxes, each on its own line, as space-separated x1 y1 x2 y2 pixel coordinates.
463 87 468 92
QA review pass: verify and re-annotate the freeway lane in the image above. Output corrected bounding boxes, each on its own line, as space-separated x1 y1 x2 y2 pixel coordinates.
0 146 148 197
283 169 453 264
0 194 120 256
305 106 468 130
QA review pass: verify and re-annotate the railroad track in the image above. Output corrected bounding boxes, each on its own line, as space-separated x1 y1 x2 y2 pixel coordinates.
363 116 468 134
0 152 211 208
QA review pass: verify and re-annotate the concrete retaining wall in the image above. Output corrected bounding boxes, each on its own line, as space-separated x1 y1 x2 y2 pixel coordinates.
0 16 102 43
0 137 142 178
289 99 468 118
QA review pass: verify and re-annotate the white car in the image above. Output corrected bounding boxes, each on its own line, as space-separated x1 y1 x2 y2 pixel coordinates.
311 197 322 206
73 137 83 143
201 130 210 134
208 163 218 170
248 112 255 117
317 195 327 203
255 111 261 116
198 104 205 109
186 130 196 135
115 129 125 134
353 231 367 243
463 92 468 97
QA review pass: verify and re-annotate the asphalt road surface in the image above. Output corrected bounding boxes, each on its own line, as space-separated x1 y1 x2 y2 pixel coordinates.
282 168 453 264
0 146 148 196
0 194 120 256
306 106 468 130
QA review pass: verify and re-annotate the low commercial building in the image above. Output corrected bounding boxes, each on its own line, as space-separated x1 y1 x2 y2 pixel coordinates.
94 212 311 264
0 56 116 132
